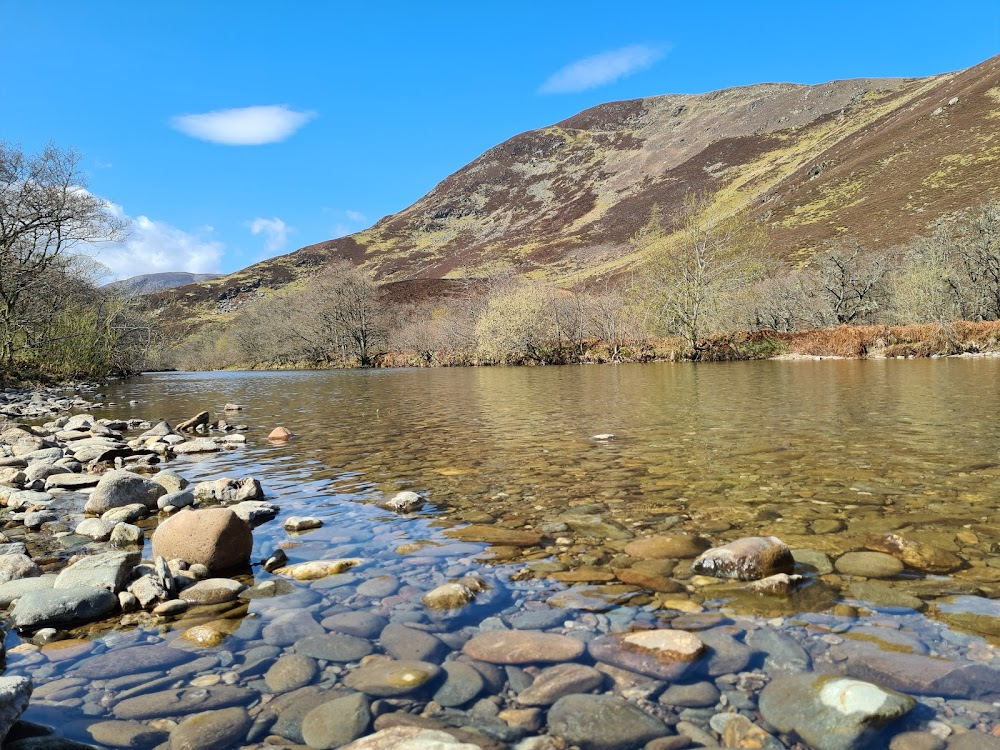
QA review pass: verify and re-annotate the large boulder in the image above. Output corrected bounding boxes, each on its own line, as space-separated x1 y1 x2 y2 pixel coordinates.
151 508 253 572
85 470 167 515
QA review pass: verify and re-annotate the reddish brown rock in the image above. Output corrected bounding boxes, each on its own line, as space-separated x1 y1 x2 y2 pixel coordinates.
151 508 252 573
462 630 585 664
589 629 706 680
267 426 293 441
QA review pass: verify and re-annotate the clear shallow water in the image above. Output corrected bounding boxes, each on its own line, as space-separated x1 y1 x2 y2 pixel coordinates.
6 359 1000 747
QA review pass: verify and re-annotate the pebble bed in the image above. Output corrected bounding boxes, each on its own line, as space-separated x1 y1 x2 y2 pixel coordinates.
0 367 999 750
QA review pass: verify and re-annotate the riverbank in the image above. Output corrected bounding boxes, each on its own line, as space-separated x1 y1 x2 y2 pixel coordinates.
2 373 1000 749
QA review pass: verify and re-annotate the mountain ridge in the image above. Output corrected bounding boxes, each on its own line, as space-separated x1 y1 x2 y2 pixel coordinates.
154 54 1000 320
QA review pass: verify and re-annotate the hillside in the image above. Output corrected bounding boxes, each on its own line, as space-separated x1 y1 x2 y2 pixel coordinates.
109 272 223 295
156 54 1000 320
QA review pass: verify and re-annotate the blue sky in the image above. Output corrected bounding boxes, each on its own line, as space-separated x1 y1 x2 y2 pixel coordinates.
2 1 997 279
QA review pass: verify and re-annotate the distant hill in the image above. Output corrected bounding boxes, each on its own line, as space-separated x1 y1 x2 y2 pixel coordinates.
154 54 1000 321
108 272 223 295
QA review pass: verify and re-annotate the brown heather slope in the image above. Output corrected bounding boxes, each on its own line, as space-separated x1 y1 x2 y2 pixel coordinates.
155 54 1000 322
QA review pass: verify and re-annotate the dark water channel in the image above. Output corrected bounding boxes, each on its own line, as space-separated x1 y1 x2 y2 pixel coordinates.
6 359 1000 749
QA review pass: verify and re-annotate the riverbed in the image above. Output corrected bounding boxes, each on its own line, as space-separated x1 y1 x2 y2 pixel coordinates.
3 359 1000 749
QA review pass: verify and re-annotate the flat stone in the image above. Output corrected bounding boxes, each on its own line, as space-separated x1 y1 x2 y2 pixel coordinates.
321 611 387 639
547 693 667 750
284 515 323 531
381 623 447 663
444 525 541 547
935 595 1000 636
835 551 905 578
865 533 964 573
179 578 246 604
45 473 100 490
792 548 834 574
102 503 150 524
74 643 189 679
295 632 374 662
54 550 140 593
849 581 926 611
624 534 710 560
357 575 400 598
302 692 371 749
589 629 705 681
11 586 118 629
87 720 169 748
340 727 480 750
168 706 251 750
462 630 585 664
112 686 254 720
517 663 604 706
262 609 325 646
658 681 720 709
0 575 55 607
274 558 362 580
343 660 441 697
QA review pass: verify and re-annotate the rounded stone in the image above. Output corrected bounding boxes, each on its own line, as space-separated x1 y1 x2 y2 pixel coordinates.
302 692 371 749
547 693 667 750
835 551 905 578
589 629 705 681
342 660 441 697
517 663 604 707
85 469 167 515
692 536 794 581
462 630 586 664
295 632 374 662
151 508 252 573
431 661 485 707
265 653 318 693
168 706 251 750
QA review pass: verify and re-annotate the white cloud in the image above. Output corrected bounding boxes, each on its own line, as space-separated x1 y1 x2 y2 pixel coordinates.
170 105 315 145
246 217 292 252
86 203 224 281
345 209 367 223
539 44 666 94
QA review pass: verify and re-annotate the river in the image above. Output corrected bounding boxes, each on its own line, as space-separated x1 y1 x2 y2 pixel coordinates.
6 359 1000 748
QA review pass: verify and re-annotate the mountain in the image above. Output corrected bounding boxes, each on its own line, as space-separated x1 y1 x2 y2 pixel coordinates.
110 272 223 295
156 54 1000 318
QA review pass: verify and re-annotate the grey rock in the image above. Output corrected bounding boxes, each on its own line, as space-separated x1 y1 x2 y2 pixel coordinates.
129 574 169 607
12 586 118 629
158 490 195 511
659 681 720 708
112 686 254 720
109 523 144 548
74 643 188 679
85 470 166 514
101 503 150 524
380 622 447 663
22 511 57 529
193 477 262 504
54 551 140 593
45 473 100 490
692 536 794 581
377 491 425 513
321 611 387 639
74 518 116 541
262 609 324 646
759 673 914 750
835 551 905 578
746 628 811 674
0 675 32 744
343 660 441 697
0 575 56 607
517 663 603 706
295 632 374 662
432 661 485 707
168 706 251 750
547 693 668 750
301 692 371 749
0 554 42 585
265 654 318 694
87 720 169 748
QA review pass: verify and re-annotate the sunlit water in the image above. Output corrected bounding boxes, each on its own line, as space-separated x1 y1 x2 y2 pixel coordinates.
6 359 1000 746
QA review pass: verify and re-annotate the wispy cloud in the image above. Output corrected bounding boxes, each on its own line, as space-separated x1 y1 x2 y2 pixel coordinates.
539 44 667 94
345 209 367 223
247 217 292 252
87 203 224 280
170 105 315 145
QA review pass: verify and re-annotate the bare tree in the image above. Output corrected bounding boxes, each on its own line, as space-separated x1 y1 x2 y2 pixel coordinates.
636 193 769 353
0 143 127 370
950 199 1000 320
813 239 893 325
